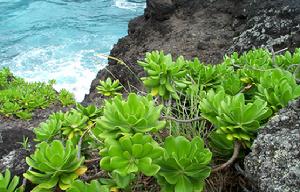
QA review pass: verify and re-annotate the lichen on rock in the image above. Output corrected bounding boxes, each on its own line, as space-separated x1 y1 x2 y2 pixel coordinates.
244 99 300 192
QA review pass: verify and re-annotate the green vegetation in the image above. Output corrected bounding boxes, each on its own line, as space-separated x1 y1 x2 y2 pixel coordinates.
59 89 76 106
0 169 22 192
67 180 109 192
96 77 123 97
94 93 166 139
100 133 163 188
255 69 300 111
157 136 212 192
3 48 300 192
23 140 86 191
34 104 102 143
138 51 191 100
0 68 75 120
200 89 272 144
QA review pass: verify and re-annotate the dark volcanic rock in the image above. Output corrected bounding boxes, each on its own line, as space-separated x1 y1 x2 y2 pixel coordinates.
0 103 70 175
244 99 300 192
230 0 300 52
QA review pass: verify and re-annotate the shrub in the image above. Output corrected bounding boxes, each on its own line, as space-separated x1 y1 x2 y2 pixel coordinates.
34 105 102 144
74 103 102 121
0 67 13 90
187 59 233 90
255 69 300 111
24 140 86 191
67 180 109 192
95 93 166 139
157 136 212 192
275 48 300 68
138 51 191 100
100 133 163 177
0 169 22 192
96 77 123 97
223 49 273 69
0 68 75 119
34 118 62 143
200 89 272 143
58 88 76 106
61 111 89 140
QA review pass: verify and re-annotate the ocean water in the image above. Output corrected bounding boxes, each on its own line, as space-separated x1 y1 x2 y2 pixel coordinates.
0 0 145 101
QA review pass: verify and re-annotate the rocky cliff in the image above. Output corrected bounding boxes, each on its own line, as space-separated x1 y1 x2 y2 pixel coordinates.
245 99 300 192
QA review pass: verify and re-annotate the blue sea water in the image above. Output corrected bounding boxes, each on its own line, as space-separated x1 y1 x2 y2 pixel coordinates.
0 0 145 101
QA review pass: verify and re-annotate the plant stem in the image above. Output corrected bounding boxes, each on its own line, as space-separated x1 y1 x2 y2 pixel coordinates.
83 171 104 182
211 141 241 173
84 158 101 164
77 123 96 159
161 115 203 123
21 167 31 191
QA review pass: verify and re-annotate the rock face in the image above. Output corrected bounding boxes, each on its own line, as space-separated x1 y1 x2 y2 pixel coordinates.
84 0 300 104
244 100 300 192
230 0 300 52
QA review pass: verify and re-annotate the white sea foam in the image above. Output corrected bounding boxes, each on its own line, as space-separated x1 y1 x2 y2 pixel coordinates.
1 0 145 102
7 46 107 101
115 0 146 10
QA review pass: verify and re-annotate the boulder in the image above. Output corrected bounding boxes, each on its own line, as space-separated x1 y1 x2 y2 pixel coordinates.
145 0 175 21
244 99 300 192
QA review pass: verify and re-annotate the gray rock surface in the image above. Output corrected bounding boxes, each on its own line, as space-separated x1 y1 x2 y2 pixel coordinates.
230 0 300 52
244 99 300 192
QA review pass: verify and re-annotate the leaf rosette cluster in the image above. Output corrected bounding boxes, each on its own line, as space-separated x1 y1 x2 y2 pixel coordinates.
24 140 86 191
138 51 191 100
95 93 166 139
96 77 123 97
157 136 212 192
100 133 164 177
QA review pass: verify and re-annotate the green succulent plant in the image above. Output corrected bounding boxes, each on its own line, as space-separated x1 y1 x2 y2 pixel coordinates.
100 133 163 177
187 59 233 90
218 74 244 96
61 111 89 140
275 48 300 69
0 169 22 192
96 77 123 97
224 49 273 69
200 89 272 143
73 103 102 121
138 51 191 100
255 69 300 111
34 118 62 142
67 180 109 192
0 67 13 90
15 110 32 120
95 93 166 139
0 101 21 117
157 136 212 192
0 68 74 119
24 140 86 191
59 88 76 107
208 131 235 158
34 105 102 144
